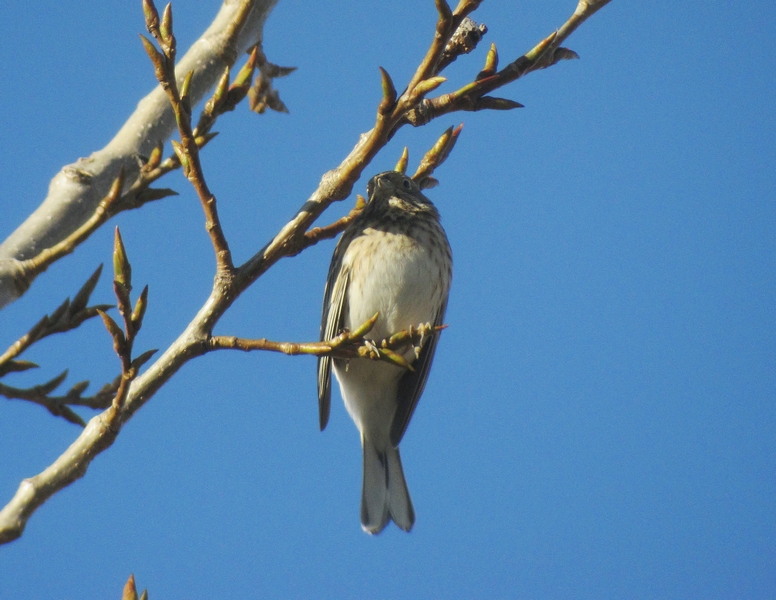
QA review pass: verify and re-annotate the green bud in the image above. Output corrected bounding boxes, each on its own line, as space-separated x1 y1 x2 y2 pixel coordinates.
113 227 132 289
378 67 397 115
394 147 409 174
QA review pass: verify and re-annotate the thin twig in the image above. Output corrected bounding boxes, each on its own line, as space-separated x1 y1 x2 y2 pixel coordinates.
286 200 366 257
142 0 237 273
0 266 110 375
406 0 612 126
210 315 446 372
17 173 125 280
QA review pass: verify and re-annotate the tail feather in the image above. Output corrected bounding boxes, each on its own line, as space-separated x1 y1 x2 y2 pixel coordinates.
361 437 415 534
387 446 415 531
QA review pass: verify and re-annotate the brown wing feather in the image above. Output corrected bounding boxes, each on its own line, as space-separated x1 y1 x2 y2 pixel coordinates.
317 236 352 431
389 299 448 447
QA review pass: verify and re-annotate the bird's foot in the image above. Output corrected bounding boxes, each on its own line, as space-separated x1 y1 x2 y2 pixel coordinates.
363 339 381 360
412 322 434 359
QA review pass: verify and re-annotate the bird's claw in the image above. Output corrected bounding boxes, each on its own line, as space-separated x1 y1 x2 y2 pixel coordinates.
412 322 433 359
364 339 381 360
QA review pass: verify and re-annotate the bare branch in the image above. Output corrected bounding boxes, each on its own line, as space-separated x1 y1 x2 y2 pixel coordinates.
0 0 613 546
0 224 155 542
406 0 612 126
0 0 279 308
411 124 464 189
0 375 116 427
227 3 492 291
0 407 121 544
248 45 296 114
141 0 235 273
210 315 447 372
0 266 110 371
288 198 367 257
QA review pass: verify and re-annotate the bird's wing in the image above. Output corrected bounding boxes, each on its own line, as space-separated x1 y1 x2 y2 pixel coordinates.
389 299 448 447
317 237 352 431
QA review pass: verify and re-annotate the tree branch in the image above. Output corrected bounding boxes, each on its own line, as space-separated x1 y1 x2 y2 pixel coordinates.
210 314 447 371
405 0 612 125
0 0 613 546
0 0 279 309
0 266 110 373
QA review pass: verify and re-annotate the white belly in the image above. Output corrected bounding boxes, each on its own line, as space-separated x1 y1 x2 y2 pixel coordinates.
333 227 448 444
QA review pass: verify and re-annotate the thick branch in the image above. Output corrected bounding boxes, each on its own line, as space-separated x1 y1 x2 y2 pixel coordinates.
0 407 122 544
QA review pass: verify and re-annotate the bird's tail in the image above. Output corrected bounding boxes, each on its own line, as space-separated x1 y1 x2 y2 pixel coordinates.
361 436 415 534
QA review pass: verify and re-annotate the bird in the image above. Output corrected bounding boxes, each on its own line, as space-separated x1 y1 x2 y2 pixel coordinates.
317 170 452 534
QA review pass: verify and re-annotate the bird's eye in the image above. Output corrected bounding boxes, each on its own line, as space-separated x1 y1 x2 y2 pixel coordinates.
402 179 411 189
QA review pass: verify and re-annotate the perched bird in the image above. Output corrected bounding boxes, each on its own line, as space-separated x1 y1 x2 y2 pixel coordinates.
318 170 452 534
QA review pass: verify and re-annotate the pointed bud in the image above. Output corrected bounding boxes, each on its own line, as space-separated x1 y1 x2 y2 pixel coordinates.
71 264 103 313
122 574 139 600
101 167 125 213
139 34 165 80
485 42 499 71
228 47 258 109
440 123 462 163
355 194 367 210
476 43 499 80
553 47 579 62
26 314 51 344
97 309 127 357
263 63 296 78
69 380 90 396
160 3 173 43
194 131 219 148
420 126 452 172
233 46 258 89
49 299 69 327
136 188 179 205
413 76 446 99
142 0 160 35
131 349 158 373
59 406 86 428
394 147 409 174
525 31 557 62
170 140 189 174
264 89 289 113
143 142 163 172
131 285 149 331
39 370 68 395
113 227 132 290
474 96 524 111
0 360 39 377
431 125 454 158
180 70 193 102
450 77 485 101
376 347 414 371
378 67 397 115
351 313 379 339
205 67 230 116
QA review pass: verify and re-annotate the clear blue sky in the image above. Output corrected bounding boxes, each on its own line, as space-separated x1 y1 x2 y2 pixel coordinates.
1 0 774 598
